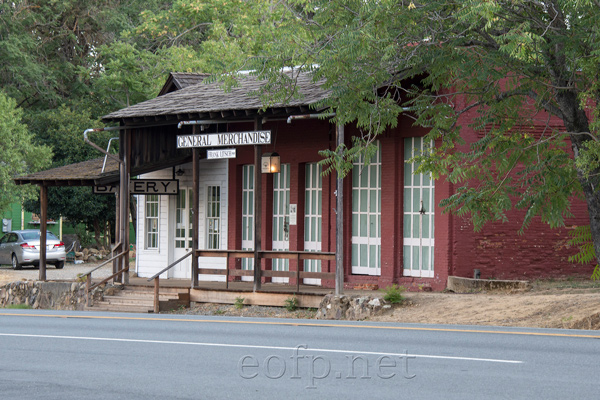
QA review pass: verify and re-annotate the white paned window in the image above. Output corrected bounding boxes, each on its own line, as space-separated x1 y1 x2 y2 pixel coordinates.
206 186 221 250
272 164 291 282
175 189 187 249
304 163 322 285
241 165 254 275
145 195 159 249
403 137 435 278
351 142 382 275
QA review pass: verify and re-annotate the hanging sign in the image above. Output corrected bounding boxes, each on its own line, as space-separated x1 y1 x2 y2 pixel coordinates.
289 204 297 226
177 130 271 148
94 180 179 195
207 148 237 159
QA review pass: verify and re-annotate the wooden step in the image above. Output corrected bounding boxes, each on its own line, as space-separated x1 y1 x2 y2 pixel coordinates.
84 305 153 313
118 291 180 300
85 284 190 313
123 286 189 294
100 297 155 306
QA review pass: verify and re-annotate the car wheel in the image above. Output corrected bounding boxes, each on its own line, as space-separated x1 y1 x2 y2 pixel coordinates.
11 254 22 270
55 261 65 269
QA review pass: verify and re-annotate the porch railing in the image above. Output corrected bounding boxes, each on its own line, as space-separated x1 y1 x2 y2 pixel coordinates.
146 251 193 313
146 249 335 314
82 249 129 307
195 249 336 291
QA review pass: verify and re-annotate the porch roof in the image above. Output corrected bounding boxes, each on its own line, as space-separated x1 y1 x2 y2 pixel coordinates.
14 153 193 187
103 71 330 124
14 157 119 187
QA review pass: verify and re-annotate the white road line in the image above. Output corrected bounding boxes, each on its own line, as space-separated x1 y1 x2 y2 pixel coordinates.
0 332 523 364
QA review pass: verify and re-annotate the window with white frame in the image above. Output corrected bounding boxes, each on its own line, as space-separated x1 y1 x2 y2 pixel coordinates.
206 186 221 249
145 195 159 249
403 137 435 278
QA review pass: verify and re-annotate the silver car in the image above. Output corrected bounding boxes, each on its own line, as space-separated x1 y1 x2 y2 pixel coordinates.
0 230 66 270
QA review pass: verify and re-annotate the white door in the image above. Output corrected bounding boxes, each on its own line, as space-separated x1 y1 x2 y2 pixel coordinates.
304 163 322 285
403 137 435 278
241 165 254 281
171 188 192 278
272 164 290 283
351 142 381 275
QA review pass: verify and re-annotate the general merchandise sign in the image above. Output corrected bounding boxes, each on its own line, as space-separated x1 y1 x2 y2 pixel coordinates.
177 130 271 148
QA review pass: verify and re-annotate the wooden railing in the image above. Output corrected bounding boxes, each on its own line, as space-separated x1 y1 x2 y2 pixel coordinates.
194 249 336 291
146 251 193 313
146 249 335 314
82 249 129 307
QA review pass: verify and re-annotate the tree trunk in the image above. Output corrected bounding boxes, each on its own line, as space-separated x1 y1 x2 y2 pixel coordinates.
92 219 102 249
558 91 600 269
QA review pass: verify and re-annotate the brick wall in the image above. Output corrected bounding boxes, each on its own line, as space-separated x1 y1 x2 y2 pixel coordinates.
224 115 594 291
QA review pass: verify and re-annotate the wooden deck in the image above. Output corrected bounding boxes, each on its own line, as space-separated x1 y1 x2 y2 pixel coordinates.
122 277 372 308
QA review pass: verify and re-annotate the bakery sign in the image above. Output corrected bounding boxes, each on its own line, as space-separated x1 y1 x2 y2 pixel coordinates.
176 130 271 148
94 179 179 195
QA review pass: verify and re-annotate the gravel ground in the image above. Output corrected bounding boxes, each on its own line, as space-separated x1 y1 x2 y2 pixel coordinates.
168 302 318 319
0 262 114 284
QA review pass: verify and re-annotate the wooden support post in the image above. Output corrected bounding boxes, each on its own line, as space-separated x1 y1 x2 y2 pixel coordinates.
86 274 91 307
39 185 47 281
154 277 160 313
226 253 230 290
296 253 300 293
253 118 263 292
124 130 131 284
192 140 200 288
335 124 344 295
114 188 121 282
119 129 130 285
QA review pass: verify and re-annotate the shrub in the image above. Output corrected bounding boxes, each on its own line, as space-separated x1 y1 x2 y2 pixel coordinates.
284 296 299 311
234 297 245 310
380 284 406 304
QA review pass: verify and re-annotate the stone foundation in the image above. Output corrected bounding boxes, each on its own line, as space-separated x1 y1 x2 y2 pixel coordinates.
0 280 109 310
315 294 391 320
447 276 532 293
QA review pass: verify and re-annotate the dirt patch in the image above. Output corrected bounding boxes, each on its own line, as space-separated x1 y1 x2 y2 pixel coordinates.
369 279 600 329
172 279 600 330
370 291 600 329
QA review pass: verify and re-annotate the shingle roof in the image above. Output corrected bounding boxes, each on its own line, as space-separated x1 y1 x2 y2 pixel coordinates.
158 72 210 96
103 71 330 123
14 158 119 186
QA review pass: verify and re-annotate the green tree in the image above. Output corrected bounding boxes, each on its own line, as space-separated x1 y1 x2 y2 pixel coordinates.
0 0 173 115
23 105 116 247
145 1 600 274
0 91 52 212
1 0 175 245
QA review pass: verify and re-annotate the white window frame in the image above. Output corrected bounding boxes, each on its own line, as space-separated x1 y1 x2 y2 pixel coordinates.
145 194 160 250
241 165 254 277
206 185 221 250
351 142 382 276
403 137 435 278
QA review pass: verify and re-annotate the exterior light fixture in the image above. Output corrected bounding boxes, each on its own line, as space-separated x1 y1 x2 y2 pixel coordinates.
261 152 280 174
175 167 185 176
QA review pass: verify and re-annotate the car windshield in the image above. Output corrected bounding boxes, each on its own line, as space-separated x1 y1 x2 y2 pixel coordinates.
20 231 59 241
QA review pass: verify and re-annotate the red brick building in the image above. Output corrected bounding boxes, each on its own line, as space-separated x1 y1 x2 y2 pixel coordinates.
99 72 592 291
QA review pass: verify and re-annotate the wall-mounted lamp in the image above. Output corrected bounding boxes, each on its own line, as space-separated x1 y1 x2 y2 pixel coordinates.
175 167 185 177
261 152 280 174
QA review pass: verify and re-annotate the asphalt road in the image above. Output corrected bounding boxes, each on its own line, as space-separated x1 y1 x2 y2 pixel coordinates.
0 310 598 399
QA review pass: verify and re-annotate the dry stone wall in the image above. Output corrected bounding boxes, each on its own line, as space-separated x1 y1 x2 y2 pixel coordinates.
0 280 107 310
315 294 391 320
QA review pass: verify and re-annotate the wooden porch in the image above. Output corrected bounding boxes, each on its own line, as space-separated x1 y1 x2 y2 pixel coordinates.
126 277 338 309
